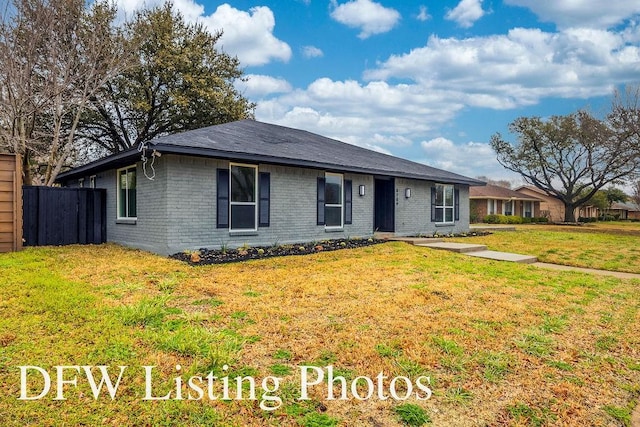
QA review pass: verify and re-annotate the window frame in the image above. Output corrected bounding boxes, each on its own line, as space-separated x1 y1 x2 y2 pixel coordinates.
503 200 514 216
89 175 96 189
435 184 455 224
487 199 496 215
116 165 137 220
229 162 258 232
324 172 344 229
523 201 532 218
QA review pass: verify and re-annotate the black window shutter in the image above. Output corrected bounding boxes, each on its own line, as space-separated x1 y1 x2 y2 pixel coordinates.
216 169 229 228
430 186 436 222
454 188 460 221
317 177 325 225
344 180 352 225
259 172 270 227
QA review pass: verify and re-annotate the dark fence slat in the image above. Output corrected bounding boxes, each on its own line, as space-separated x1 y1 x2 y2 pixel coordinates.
22 186 106 247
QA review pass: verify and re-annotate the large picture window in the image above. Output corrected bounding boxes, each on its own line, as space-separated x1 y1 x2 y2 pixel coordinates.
230 164 257 230
324 173 343 228
435 184 454 223
117 166 137 219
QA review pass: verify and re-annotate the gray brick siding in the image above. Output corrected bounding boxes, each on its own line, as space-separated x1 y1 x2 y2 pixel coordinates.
71 154 471 254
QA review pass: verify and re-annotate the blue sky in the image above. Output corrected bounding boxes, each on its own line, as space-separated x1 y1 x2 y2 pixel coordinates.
116 0 640 183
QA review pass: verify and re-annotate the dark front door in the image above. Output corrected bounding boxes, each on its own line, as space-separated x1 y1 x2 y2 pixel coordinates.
374 178 395 232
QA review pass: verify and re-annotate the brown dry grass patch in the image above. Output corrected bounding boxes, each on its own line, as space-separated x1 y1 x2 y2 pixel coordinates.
1 242 639 426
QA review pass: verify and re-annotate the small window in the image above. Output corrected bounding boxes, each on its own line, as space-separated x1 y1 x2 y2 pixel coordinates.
325 173 343 228
435 184 454 223
504 200 513 216
117 166 137 219
89 175 96 189
523 201 532 218
230 164 257 231
487 199 496 215
78 178 84 188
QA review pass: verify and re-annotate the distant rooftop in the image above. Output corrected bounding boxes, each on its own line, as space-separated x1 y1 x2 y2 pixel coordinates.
471 184 541 201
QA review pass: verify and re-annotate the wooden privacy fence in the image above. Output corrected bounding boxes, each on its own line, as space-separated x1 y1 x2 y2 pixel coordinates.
23 186 106 247
0 154 22 253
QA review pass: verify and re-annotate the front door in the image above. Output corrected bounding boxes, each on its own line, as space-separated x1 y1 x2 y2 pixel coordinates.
374 178 395 232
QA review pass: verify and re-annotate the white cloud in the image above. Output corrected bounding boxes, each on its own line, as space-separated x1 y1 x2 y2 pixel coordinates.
302 45 324 58
416 5 431 22
113 1 291 67
236 75 292 98
445 0 485 28
202 4 291 66
420 137 512 179
504 0 640 29
330 0 401 39
254 77 466 157
364 27 640 108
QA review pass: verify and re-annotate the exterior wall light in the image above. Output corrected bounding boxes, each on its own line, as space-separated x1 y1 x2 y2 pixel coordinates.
359 184 366 196
405 188 411 198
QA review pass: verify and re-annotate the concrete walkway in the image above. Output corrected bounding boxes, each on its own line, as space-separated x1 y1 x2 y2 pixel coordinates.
417 242 538 264
533 262 640 280
413 241 640 279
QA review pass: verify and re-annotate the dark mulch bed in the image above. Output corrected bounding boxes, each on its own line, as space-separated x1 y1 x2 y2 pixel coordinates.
170 238 386 265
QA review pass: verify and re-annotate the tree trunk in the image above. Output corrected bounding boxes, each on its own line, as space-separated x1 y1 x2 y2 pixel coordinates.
563 202 577 222
22 151 32 186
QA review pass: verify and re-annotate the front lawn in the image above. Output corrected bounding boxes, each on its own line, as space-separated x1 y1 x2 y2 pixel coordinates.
1 243 639 426
455 223 640 273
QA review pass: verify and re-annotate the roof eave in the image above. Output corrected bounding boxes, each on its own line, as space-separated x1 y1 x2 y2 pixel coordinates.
56 143 485 186
56 148 140 182
152 144 485 185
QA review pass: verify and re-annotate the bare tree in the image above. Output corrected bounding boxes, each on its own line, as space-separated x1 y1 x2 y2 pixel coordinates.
474 176 513 188
0 0 132 185
490 108 640 222
631 181 640 206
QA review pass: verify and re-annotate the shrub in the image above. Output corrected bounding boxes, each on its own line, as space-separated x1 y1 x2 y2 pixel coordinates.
483 214 523 224
578 217 597 223
505 216 523 224
521 217 532 224
483 214 501 224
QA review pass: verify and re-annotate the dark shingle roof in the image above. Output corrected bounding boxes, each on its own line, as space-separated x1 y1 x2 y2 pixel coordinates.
470 184 541 201
57 120 484 185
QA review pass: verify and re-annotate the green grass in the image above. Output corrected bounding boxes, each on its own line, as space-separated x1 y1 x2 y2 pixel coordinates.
393 403 431 425
0 241 639 425
451 223 640 273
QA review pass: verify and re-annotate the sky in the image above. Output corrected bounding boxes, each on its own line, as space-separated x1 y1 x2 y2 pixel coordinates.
114 0 640 184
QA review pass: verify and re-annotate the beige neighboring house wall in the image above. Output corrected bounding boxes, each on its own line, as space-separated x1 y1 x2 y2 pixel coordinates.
514 186 565 222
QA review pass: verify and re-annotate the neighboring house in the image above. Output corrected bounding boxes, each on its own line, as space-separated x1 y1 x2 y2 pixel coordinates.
514 186 562 221
514 186 599 222
469 184 541 221
514 186 564 222
57 120 484 254
609 201 640 220
577 204 599 219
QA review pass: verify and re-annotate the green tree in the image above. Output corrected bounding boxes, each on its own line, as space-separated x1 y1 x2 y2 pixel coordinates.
490 110 639 222
581 190 608 212
604 187 628 210
79 3 255 155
